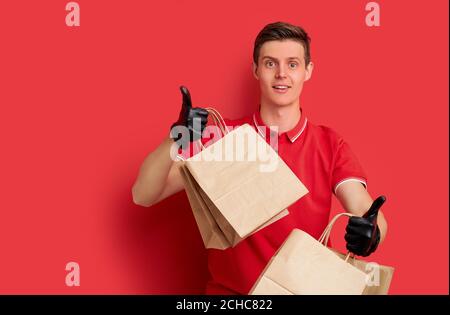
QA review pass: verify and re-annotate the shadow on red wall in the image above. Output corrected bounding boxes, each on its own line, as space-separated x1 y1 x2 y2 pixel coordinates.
112 186 208 294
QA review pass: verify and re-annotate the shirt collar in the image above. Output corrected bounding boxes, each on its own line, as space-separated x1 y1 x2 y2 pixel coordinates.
252 108 308 143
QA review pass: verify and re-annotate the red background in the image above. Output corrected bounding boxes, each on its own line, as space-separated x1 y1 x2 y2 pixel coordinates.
0 0 448 294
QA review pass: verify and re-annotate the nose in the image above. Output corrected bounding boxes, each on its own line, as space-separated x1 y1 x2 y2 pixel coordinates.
275 64 287 79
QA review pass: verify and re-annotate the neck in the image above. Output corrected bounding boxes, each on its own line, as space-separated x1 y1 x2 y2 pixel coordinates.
259 101 301 134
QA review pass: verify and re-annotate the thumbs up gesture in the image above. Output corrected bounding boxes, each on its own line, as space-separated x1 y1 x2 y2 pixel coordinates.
170 86 209 149
345 196 386 256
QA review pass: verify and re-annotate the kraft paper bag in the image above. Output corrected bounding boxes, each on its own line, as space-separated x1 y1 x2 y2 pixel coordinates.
180 165 291 249
331 250 395 295
179 109 309 249
250 213 395 295
249 228 367 295
320 213 395 295
179 165 230 249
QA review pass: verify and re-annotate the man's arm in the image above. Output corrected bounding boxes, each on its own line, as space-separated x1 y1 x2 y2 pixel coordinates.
132 137 184 207
335 181 388 244
132 86 208 207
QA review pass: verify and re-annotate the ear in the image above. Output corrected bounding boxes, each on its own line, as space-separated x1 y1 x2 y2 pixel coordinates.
304 62 314 81
252 62 259 80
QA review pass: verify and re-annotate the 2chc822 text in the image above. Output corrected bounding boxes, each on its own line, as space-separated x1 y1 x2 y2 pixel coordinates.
176 298 272 311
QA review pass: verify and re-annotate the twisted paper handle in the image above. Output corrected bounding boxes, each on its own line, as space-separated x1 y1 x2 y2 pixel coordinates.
176 107 228 160
318 212 356 263
198 108 229 150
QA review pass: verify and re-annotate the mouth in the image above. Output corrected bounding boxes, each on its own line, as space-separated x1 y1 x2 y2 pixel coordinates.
272 85 291 94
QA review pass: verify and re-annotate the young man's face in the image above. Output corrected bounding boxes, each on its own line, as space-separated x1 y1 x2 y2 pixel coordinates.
253 39 313 109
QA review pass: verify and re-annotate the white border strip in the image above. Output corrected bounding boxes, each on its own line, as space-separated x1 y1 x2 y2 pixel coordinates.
334 177 367 194
290 118 308 142
253 114 267 139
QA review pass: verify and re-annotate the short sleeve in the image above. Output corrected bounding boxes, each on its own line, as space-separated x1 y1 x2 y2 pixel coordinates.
331 140 368 194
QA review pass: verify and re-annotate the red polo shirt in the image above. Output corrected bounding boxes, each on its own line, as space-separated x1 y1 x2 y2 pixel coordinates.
185 107 368 295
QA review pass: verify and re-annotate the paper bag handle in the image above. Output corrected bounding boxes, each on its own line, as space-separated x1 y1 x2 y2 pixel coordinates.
197 108 229 151
205 107 230 135
318 212 356 262
176 107 228 161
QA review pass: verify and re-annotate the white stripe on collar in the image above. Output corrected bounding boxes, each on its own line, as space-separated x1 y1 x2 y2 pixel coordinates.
290 118 308 143
252 114 267 139
253 114 308 142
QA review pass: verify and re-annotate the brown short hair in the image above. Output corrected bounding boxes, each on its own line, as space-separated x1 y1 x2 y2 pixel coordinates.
253 22 311 66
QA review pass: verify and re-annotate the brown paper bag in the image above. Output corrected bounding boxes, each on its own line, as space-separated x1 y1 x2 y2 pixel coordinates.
249 228 368 295
180 164 291 249
332 250 395 295
249 213 395 295
320 213 395 295
179 164 230 249
179 109 309 249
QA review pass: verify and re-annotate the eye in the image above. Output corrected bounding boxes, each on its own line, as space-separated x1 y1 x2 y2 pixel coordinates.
265 60 275 68
289 62 298 69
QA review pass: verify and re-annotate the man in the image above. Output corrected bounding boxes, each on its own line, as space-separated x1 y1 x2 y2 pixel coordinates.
132 21 388 294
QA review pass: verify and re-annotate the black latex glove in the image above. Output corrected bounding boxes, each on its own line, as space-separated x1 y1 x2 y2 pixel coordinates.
170 86 209 150
345 196 386 257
